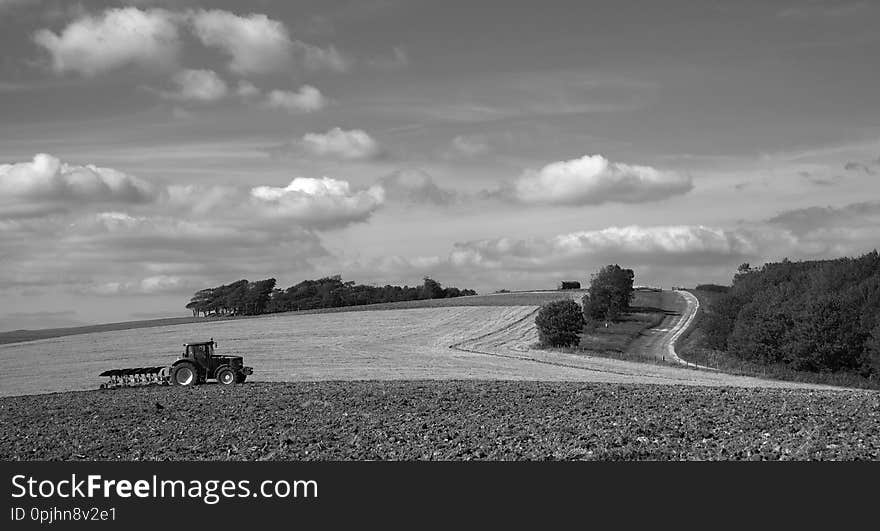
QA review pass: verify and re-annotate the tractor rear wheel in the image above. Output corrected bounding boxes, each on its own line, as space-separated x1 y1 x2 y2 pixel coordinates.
216 367 236 386
171 362 198 386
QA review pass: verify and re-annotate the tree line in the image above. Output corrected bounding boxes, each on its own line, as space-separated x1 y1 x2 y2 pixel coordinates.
186 276 476 317
702 251 880 377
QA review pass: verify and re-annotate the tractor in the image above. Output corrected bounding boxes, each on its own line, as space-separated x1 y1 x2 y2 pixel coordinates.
99 338 253 389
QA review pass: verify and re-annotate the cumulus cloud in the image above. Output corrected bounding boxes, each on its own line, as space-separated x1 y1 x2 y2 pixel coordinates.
379 170 457 206
188 9 348 75
263 86 326 113
299 128 384 160
33 7 181 76
449 225 758 271
250 177 384 228
161 68 228 102
508 154 693 206
0 154 158 217
189 9 292 75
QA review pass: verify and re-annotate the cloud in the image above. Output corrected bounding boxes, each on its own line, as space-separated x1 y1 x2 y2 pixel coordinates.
301 44 351 72
767 200 880 237
448 135 490 158
18 210 331 299
0 154 158 217
506 154 693 206
379 170 457 206
160 68 227 102
188 9 349 75
263 86 326 113
844 161 876 174
189 9 292 75
236 80 260 100
299 128 384 160
344 197 880 291
799 171 844 187
250 177 384 229
33 7 181 76
34 7 351 80
442 201 880 283
449 225 758 272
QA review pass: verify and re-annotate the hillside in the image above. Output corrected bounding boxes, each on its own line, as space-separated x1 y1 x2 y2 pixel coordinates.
0 290 577 346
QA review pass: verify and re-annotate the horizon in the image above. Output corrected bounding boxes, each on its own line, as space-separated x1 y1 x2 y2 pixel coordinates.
2 0 880 331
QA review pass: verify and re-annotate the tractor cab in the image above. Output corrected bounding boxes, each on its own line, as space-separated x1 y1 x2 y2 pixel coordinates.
182 339 215 365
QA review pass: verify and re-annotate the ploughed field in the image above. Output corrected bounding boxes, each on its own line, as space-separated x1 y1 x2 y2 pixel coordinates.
1 381 877 460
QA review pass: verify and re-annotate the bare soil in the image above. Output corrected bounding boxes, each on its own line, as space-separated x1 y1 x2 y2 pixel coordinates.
1 381 876 461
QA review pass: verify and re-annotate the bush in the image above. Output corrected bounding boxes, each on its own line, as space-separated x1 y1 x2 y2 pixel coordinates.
535 300 585 347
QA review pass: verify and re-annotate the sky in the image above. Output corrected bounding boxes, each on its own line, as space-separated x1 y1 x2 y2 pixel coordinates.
1 0 879 330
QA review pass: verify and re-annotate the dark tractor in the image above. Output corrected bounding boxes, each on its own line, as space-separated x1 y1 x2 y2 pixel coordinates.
170 339 253 387
99 338 253 389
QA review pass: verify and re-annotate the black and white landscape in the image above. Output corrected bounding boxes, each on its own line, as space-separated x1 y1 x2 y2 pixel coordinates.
1 1 879 461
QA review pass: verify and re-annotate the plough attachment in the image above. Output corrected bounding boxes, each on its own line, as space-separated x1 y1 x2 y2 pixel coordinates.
99 366 170 389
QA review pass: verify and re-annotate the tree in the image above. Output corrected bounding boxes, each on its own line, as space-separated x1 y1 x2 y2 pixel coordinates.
242 278 276 315
535 299 585 347
420 277 445 299
186 288 214 317
585 264 634 323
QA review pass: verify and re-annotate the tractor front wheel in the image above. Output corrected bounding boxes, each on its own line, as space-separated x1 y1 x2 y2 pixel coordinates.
216 367 236 386
171 362 198 386
235 373 247 384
